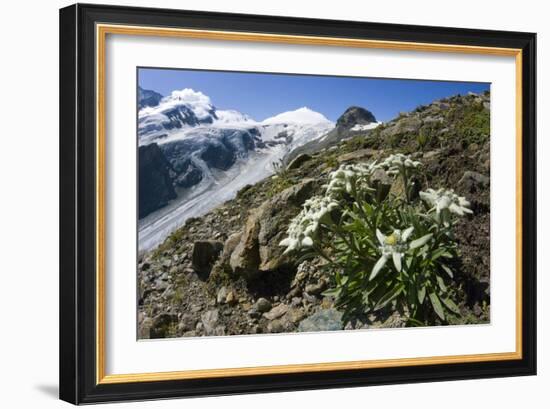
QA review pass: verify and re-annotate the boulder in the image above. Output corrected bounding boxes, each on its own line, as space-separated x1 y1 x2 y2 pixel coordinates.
229 214 262 280
229 179 317 280
286 153 312 170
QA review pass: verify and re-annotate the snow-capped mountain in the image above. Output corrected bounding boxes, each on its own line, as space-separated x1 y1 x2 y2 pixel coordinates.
138 88 334 251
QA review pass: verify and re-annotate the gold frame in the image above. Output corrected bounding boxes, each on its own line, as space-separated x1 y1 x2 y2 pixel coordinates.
96 23 523 385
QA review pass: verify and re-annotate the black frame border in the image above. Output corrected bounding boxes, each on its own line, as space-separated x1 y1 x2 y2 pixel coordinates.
59 3 536 404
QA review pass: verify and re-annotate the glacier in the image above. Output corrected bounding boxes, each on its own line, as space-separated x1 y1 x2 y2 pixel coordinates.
137 88 334 252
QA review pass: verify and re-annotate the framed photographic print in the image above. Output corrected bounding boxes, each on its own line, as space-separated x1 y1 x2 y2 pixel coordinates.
59 3 537 404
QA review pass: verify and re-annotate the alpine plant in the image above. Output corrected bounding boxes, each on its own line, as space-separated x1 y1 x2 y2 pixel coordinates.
280 153 472 326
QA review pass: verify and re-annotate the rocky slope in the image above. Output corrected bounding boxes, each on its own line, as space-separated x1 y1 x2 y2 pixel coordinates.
138 91 491 338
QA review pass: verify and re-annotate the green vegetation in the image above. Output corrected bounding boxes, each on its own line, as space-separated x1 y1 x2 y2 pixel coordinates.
280 153 473 326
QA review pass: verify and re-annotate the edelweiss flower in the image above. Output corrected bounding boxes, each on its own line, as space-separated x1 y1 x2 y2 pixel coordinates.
370 227 433 279
420 188 473 216
371 227 414 279
279 196 339 254
325 163 379 197
380 153 421 175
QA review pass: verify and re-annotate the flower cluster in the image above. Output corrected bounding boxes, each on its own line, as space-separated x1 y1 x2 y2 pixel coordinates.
420 188 473 216
379 153 421 175
325 163 379 197
279 196 339 254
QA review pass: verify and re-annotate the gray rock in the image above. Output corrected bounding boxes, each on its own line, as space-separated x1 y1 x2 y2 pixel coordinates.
230 179 316 280
150 313 178 338
154 278 169 291
305 281 327 296
264 303 289 320
291 297 303 307
380 116 422 139
192 240 223 275
458 171 490 193
229 213 262 280
298 309 344 332
267 319 285 333
138 317 153 339
370 168 392 202
201 309 219 335
178 314 198 332
423 150 441 160
253 297 272 313
225 290 237 306
286 153 312 170
286 307 306 324
217 286 229 304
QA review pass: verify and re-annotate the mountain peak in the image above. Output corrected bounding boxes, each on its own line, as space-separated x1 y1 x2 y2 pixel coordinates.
262 107 332 125
336 106 377 130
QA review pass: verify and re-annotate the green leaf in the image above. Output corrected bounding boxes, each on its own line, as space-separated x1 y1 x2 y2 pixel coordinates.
431 248 447 260
409 233 433 250
417 286 426 304
441 297 461 314
436 276 447 292
322 288 341 298
441 264 454 278
429 292 446 321
374 283 404 311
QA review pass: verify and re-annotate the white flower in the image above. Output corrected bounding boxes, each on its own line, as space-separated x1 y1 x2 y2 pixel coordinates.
279 196 339 254
420 188 473 216
370 227 414 279
380 153 421 174
325 163 379 197
370 227 433 279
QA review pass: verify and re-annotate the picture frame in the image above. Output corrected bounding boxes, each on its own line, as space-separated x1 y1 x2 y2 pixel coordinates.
59 3 536 404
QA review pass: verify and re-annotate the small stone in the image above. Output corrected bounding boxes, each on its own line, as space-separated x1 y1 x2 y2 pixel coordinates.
254 298 272 313
178 314 197 332
154 279 169 291
225 291 237 306
423 150 441 160
201 309 219 335
286 307 306 324
267 319 285 333
150 313 178 338
291 297 303 307
217 286 229 304
305 281 327 296
264 303 289 320
138 317 153 339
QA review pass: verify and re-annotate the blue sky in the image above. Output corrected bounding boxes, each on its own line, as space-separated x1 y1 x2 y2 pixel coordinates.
138 68 489 122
